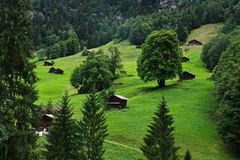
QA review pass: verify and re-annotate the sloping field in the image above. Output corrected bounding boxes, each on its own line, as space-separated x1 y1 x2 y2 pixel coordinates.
187 23 223 44
35 24 238 159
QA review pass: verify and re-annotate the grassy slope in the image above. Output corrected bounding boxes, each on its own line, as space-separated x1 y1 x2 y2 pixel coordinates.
35 24 238 159
187 23 224 43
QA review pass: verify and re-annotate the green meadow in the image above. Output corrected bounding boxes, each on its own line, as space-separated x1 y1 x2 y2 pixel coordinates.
35 24 239 160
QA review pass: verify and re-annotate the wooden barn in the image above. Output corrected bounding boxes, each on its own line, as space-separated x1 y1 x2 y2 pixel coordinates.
38 114 55 131
48 67 64 74
182 57 190 63
180 71 196 80
53 68 64 74
107 95 129 109
44 61 54 66
188 39 203 46
48 67 55 73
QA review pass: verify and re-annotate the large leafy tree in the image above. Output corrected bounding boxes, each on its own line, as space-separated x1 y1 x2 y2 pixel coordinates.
141 97 179 160
78 92 108 160
0 0 38 159
45 92 78 160
70 50 113 93
137 29 182 87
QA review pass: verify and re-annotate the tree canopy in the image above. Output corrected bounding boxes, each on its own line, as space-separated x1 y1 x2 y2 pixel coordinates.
70 50 113 93
137 29 182 87
0 0 38 159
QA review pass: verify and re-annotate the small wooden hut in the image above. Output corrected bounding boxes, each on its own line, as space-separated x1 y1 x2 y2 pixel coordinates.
44 61 54 66
53 68 64 74
180 71 196 80
48 68 64 74
38 114 55 131
107 95 129 109
182 57 190 63
48 67 56 73
188 39 203 46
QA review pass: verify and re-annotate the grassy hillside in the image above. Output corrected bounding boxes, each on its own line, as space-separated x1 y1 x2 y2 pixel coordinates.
187 23 224 44
35 24 238 159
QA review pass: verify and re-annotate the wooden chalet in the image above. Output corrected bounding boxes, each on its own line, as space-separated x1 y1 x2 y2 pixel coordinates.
188 39 203 46
107 95 129 109
44 61 54 66
180 71 196 80
182 57 190 63
38 114 55 131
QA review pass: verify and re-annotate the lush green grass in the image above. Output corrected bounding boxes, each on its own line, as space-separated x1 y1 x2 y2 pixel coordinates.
35 25 239 159
187 23 224 43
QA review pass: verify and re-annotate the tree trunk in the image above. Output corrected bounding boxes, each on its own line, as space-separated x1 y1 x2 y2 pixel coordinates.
157 79 165 88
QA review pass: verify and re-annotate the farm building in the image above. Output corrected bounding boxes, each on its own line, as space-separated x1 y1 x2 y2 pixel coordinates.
107 95 129 109
48 67 64 74
44 61 54 66
182 57 190 63
48 67 55 73
188 39 203 46
38 114 55 131
180 71 196 80
53 68 64 74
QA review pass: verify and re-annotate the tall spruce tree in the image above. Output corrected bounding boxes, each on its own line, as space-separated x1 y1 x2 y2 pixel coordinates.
45 92 78 160
141 97 179 160
108 46 124 79
184 150 191 160
0 0 38 159
78 92 108 160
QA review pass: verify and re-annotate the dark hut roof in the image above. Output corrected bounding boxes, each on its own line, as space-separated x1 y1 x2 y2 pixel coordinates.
182 57 190 62
181 71 195 76
188 39 203 44
44 61 54 66
180 71 196 80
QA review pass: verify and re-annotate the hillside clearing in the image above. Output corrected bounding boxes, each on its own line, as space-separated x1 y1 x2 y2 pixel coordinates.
35 24 238 160
187 23 224 44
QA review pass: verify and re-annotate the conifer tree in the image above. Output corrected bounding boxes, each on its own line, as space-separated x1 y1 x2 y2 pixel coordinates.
78 92 108 160
184 150 191 160
108 46 124 79
0 0 38 159
141 97 179 160
45 92 78 160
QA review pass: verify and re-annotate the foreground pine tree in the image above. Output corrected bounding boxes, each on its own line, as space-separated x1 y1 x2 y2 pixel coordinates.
0 0 38 159
141 97 179 160
184 150 192 160
78 93 108 160
45 92 78 160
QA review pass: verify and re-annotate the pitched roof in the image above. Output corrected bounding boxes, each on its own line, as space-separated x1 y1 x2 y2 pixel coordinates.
112 95 129 101
44 114 55 119
189 39 202 44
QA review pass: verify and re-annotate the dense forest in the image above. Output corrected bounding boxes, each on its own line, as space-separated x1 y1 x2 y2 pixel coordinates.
32 0 236 59
201 1 240 151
